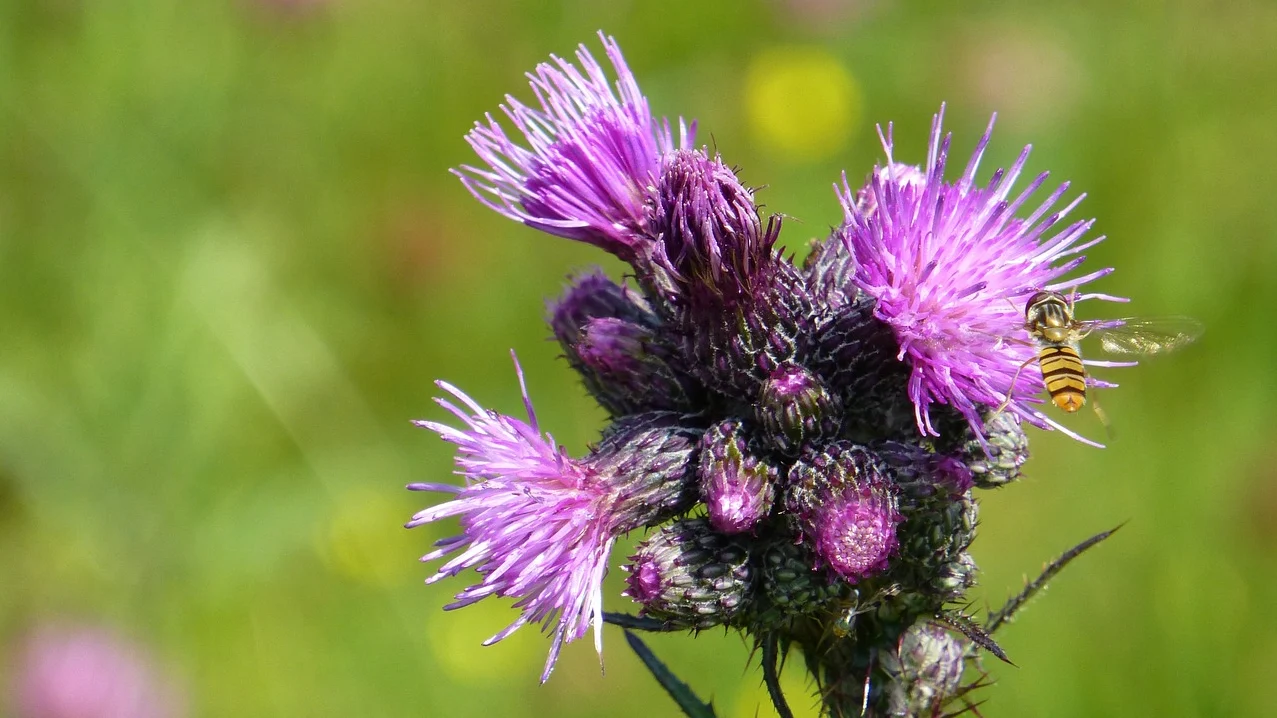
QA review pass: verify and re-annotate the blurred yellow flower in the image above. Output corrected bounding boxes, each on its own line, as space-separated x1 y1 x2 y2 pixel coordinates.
745 47 861 163
319 488 418 587
428 598 536 685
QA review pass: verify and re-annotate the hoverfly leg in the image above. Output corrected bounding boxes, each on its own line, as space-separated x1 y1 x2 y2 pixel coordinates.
990 354 1039 420
1090 397 1115 442
1064 285 1080 314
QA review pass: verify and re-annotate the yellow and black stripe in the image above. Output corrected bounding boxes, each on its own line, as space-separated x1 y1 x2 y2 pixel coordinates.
1037 344 1086 412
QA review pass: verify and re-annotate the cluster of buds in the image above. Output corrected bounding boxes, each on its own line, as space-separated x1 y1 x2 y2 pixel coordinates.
408 33 1128 716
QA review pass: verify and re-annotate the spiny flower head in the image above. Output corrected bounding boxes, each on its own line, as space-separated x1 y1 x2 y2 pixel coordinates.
852 162 927 219
548 271 701 416
622 518 754 629
428 30 1149 714
880 621 969 716
407 356 697 682
650 149 779 305
454 32 693 260
697 419 779 535
756 364 841 455
407 357 613 682
787 442 902 582
836 105 1125 442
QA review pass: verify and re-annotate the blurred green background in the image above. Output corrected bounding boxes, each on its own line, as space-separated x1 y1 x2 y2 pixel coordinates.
1 0 1275 716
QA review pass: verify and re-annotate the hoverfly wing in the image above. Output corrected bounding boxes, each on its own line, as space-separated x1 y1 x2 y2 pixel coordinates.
1090 316 1204 355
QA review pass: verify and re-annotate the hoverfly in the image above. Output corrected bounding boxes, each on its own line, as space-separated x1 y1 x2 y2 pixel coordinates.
1000 290 1203 420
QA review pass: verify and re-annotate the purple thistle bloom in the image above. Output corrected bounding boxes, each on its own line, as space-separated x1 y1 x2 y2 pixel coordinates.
651 149 778 303
548 269 651 346
851 163 927 220
454 32 694 260
407 355 618 682
408 354 700 682
835 105 1126 443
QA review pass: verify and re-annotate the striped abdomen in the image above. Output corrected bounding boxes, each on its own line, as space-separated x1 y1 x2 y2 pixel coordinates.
1037 343 1087 412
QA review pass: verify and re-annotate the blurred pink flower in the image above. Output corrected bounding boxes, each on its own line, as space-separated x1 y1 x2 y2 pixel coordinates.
8 623 185 718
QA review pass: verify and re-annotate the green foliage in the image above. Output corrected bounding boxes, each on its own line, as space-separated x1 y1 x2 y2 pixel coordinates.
1 1 1276 716
624 631 718 718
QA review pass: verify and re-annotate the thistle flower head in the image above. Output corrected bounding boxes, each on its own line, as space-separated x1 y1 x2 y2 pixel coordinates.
852 162 927 219
548 272 697 415
622 518 754 629
436 31 1141 711
577 317 649 371
756 364 842 455
454 32 693 259
754 539 853 623
880 621 969 716
547 269 650 348
959 410 1030 488
697 419 779 534
651 149 779 304
787 442 902 582
877 441 976 497
408 356 618 682
836 105 1125 442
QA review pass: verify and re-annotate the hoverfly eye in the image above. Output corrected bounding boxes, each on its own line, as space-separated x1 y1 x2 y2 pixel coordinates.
1025 290 1051 307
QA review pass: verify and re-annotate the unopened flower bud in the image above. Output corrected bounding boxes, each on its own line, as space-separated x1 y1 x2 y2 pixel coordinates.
698 420 779 534
879 442 980 605
576 317 697 412
787 442 901 582
652 149 770 302
549 272 698 416
650 151 817 398
753 539 851 627
875 441 975 507
962 411 1030 489
809 296 917 442
880 621 968 717
549 270 649 347
756 364 841 455
932 551 978 597
683 260 817 399
623 518 753 629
